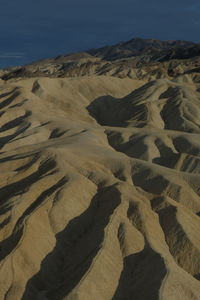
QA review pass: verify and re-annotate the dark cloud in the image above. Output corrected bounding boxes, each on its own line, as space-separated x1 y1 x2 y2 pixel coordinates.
0 0 200 68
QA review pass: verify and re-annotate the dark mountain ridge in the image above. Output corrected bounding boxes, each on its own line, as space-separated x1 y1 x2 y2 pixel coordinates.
87 37 197 61
1 37 200 81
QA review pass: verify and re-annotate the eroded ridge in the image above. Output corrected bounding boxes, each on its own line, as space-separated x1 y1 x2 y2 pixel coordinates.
0 73 199 300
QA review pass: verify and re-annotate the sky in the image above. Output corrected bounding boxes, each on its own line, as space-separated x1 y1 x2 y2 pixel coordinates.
0 0 200 68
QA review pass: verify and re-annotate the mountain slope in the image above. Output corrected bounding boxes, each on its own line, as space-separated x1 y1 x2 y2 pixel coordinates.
1 38 200 81
0 39 199 300
87 37 198 61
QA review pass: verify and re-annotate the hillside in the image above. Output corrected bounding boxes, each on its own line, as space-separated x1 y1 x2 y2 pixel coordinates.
0 38 199 300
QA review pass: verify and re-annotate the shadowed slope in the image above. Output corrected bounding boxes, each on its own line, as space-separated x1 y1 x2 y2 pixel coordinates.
22 186 121 300
112 246 167 300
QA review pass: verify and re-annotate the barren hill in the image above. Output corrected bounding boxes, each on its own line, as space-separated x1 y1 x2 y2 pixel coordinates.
0 38 200 300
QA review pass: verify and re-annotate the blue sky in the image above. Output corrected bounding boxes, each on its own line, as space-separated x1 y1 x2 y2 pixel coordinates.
0 0 200 68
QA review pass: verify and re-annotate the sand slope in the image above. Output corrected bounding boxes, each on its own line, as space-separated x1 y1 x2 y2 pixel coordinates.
0 74 199 300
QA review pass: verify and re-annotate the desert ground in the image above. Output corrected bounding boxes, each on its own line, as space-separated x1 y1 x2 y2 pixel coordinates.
0 38 200 299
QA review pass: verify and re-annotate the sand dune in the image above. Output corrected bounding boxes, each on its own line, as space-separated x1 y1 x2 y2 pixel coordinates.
0 66 199 300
